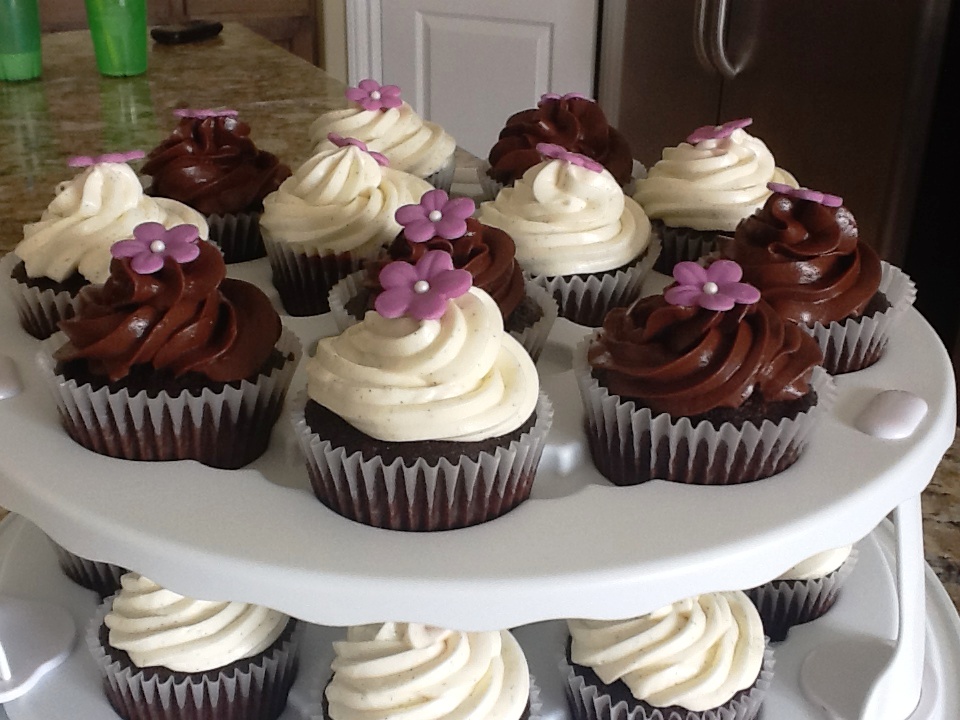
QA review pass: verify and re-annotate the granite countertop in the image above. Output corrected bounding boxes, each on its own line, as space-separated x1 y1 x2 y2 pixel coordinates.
1 24 959 612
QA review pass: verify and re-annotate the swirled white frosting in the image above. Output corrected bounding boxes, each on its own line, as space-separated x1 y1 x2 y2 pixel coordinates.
260 144 431 258
477 159 650 276
568 591 764 712
309 102 456 179
633 128 798 231
15 162 209 284
307 287 539 442
104 573 289 673
326 623 530 720
776 545 852 581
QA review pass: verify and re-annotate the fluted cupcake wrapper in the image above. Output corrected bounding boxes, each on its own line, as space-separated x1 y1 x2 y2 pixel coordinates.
574 336 835 486
806 262 916 375
206 211 266 264
36 327 301 469
1 252 83 340
478 161 505 202
87 598 302 720
526 234 661 328
327 272 558 363
290 391 554 531
745 548 860 642
651 223 722 274
50 537 126 598
561 644 775 720
424 152 458 193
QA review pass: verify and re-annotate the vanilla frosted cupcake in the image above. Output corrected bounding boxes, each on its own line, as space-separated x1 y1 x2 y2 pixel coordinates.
633 118 797 272
4 152 209 338
479 143 655 327
565 591 773 720
292 251 553 530
324 623 536 720
260 135 431 315
309 78 457 190
87 573 300 720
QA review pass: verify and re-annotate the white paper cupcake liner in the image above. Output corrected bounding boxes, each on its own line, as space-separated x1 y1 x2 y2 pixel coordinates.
527 234 661 328
745 547 859 641
87 598 302 720
290 391 554 531
50 537 126 598
425 152 458 193
479 160 505 202
327 269 368 333
806 262 916 374
206 211 265 264
652 224 722 274
562 643 774 720
36 326 301 469
574 335 835 486
1 252 85 340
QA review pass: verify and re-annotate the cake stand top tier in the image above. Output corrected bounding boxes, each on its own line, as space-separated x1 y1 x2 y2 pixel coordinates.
0 260 954 630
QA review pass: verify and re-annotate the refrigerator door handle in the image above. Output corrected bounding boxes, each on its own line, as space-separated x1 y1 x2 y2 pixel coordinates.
707 0 745 79
692 0 717 75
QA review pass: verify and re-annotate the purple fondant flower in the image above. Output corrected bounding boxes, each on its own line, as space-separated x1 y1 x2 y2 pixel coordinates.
395 189 475 243
67 150 144 168
536 143 604 173
173 108 238 119
375 251 472 321
686 118 753 144
327 133 389 166
539 92 593 104
767 182 843 208
664 260 760 311
346 79 402 111
111 222 201 275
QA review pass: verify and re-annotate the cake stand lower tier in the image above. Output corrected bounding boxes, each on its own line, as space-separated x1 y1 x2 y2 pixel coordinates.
1 514 957 720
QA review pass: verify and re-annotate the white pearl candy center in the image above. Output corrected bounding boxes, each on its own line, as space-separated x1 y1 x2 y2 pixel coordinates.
413 280 430 294
370 90 381 100
428 210 443 222
702 281 719 295
149 240 166 254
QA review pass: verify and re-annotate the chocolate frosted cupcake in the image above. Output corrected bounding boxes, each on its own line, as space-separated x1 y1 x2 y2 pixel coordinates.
479 144 656 327
38 222 300 469
483 92 633 199
292 251 553 531
720 184 915 374
260 134 431 316
143 109 291 263
328 190 557 360
633 118 797 272
3 151 208 339
564 591 774 720
87 573 301 720
576 259 830 486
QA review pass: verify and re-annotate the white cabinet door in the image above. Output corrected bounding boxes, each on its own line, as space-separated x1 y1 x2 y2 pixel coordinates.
347 0 598 157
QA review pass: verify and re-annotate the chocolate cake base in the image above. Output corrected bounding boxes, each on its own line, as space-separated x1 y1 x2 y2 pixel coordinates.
270 249 360 316
207 210 266 263
52 541 125 598
818 290 892 374
9 259 86 339
651 222 720 274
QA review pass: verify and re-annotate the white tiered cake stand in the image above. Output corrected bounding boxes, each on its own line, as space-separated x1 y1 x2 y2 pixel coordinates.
0 258 956 720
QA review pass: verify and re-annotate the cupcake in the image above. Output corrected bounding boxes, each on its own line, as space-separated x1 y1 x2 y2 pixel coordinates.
328 189 557 361
323 623 538 720
576 259 830 486
88 573 301 720
3 151 208 339
50 540 126 598
478 143 656 327
633 118 798 272
142 108 291 263
309 79 457 191
719 184 916 374
565 591 774 720
745 544 858 641
260 134 432 316
483 92 633 200
38 222 300 469
292 250 553 531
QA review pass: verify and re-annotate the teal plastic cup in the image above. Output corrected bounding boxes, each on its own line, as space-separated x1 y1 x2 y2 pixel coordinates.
0 0 42 81
84 0 147 77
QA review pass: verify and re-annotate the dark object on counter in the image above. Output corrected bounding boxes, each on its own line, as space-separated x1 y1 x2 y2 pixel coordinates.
151 20 223 45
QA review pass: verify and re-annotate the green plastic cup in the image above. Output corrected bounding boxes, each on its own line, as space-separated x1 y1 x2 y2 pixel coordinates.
0 0 42 81
84 0 147 77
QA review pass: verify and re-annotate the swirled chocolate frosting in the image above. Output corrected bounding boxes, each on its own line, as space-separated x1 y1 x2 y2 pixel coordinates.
589 294 822 417
487 97 633 187
720 193 882 326
55 240 281 383
143 116 291 215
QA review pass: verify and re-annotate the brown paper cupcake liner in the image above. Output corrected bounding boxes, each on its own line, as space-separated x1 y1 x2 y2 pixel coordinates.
206 211 265 264
425 152 457 192
290 391 554 531
87 599 302 720
745 548 859 642
37 327 301 469
574 336 835 486
652 223 721 274
527 234 661 328
50 537 126 597
264 235 365 316
562 644 774 720
806 262 916 374
1 252 84 340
